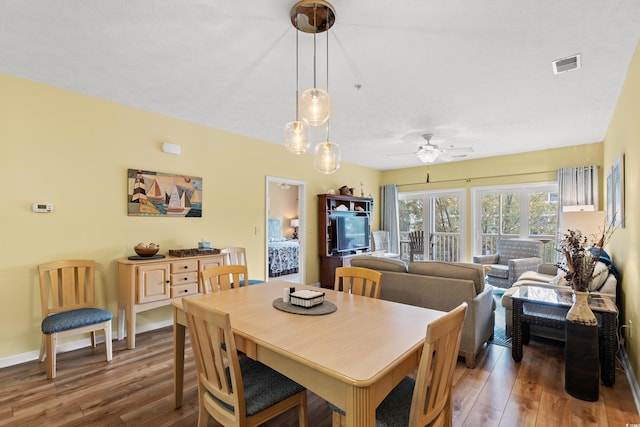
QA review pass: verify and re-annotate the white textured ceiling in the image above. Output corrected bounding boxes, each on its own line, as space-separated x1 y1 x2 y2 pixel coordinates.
1 1 639 170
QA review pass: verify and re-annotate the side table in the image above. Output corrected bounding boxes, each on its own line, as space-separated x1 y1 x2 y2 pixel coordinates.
511 285 618 386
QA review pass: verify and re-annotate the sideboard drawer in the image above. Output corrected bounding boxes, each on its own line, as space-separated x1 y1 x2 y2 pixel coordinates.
170 283 198 298
170 260 198 273
170 271 198 285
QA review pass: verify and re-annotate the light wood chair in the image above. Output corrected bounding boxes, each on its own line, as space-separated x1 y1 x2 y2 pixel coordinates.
37 259 113 379
333 266 382 299
220 247 264 285
200 264 250 294
182 297 308 427
331 302 468 427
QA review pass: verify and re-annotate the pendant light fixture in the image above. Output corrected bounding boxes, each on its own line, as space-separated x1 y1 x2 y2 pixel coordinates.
283 29 310 154
288 0 340 173
290 1 334 127
314 141 340 174
314 30 339 174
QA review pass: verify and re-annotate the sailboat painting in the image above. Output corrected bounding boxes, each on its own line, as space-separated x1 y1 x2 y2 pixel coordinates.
127 169 202 217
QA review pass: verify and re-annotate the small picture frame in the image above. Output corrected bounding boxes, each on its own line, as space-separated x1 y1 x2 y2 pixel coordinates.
607 154 624 228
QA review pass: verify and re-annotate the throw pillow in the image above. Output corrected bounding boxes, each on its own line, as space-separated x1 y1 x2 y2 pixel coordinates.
588 261 610 292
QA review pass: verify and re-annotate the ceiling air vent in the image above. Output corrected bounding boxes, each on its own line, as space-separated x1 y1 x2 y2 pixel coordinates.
552 54 581 74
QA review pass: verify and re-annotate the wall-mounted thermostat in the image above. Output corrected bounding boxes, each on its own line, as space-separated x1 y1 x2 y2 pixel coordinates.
32 203 54 213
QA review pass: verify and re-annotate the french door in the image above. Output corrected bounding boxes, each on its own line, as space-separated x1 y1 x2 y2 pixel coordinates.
398 190 465 262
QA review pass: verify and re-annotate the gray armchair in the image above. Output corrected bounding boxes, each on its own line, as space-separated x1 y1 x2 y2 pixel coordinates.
473 238 543 289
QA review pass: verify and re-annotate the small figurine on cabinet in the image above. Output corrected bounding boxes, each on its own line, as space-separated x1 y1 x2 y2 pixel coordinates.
339 185 352 196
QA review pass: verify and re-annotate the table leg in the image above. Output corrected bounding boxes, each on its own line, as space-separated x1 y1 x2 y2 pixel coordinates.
174 311 186 408
117 307 125 341
512 299 523 362
345 386 375 427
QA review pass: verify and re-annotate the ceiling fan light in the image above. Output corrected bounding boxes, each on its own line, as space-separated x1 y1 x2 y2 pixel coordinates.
314 141 340 174
417 149 442 163
284 120 311 154
300 88 331 126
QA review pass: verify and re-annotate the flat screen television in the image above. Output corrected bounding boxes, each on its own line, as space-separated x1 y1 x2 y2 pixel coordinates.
335 215 370 253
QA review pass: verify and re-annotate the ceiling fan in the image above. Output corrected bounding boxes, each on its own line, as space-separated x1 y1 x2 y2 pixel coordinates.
395 133 473 163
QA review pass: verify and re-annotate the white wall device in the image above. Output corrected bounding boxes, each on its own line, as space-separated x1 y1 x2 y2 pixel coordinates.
32 203 54 213
162 141 181 155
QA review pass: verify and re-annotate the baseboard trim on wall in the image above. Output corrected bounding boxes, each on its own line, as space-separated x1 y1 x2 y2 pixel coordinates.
620 345 640 415
0 319 173 369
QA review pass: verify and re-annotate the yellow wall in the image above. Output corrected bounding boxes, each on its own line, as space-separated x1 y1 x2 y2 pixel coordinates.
603 40 640 383
381 144 604 260
0 73 381 359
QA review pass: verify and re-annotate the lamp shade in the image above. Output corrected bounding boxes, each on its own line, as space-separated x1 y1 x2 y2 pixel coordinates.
559 211 606 237
300 88 331 126
290 219 299 228
284 120 310 154
314 141 340 174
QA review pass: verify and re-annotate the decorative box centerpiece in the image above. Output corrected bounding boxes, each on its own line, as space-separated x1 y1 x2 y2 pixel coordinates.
289 289 325 308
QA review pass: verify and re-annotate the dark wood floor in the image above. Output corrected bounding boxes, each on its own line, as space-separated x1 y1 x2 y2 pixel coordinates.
1 327 638 426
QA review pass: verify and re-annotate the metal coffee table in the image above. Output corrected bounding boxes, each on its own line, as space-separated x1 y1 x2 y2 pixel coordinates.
511 285 618 386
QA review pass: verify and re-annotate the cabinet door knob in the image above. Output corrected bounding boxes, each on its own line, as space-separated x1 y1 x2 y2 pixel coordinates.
183 265 188 269
184 277 188 281
183 289 188 293
166 280 170 283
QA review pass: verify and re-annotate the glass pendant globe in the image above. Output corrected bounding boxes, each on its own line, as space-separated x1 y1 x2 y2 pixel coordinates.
314 141 340 174
300 88 331 126
284 121 310 154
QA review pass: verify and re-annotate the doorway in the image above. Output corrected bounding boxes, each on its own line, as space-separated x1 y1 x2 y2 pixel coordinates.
398 189 466 262
265 177 306 283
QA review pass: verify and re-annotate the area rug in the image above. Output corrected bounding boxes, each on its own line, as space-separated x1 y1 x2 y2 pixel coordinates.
491 290 512 348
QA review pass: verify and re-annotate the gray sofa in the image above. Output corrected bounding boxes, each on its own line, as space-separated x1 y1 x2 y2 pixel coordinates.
472 238 543 289
501 263 618 338
350 255 495 368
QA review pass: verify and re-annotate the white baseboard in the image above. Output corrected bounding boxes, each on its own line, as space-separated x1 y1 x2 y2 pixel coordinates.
0 319 173 369
620 345 640 415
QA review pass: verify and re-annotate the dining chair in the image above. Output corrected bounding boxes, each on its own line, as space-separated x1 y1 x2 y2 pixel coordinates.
409 230 425 261
200 264 250 294
333 266 382 299
220 246 264 285
182 297 308 427
37 259 113 379
331 302 468 427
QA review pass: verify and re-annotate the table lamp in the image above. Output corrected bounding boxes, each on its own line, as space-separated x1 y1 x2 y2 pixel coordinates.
290 219 299 239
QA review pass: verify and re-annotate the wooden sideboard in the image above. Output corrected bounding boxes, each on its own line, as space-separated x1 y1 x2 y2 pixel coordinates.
116 253 225 349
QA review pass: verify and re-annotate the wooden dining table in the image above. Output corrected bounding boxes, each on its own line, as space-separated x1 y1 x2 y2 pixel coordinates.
172 280 446 427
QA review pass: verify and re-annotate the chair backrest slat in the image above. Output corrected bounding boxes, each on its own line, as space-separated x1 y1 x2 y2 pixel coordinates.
38 259 95 316
334 266 382 299
201 265 249 294
183 297 245 425
409 302 467 426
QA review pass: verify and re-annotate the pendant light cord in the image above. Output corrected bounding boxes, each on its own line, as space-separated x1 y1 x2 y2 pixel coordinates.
295 28 299 120
312 4 318 89
325 27 330 141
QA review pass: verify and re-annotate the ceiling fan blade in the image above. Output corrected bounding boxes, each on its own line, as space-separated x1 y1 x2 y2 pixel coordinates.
443 146 473 153
388 151 418 157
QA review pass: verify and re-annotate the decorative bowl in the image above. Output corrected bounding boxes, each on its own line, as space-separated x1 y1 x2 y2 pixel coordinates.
134 243 160 257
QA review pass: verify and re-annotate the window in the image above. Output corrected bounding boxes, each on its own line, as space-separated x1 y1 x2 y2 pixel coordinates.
473 183 558 263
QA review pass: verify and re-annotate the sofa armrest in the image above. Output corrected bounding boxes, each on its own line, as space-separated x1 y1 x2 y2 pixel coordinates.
459 284 496 367
537 263 559 275
473 254 499 264
508 257 542 285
